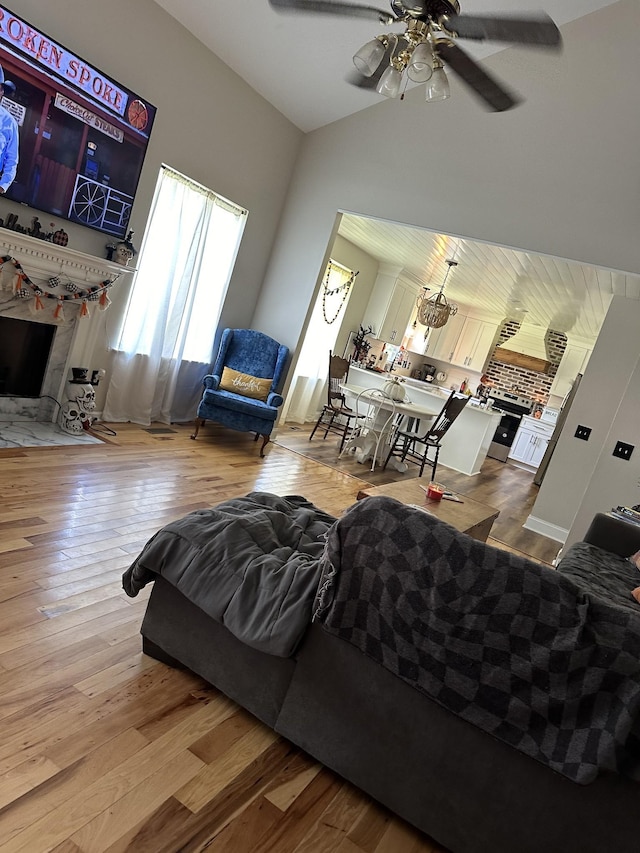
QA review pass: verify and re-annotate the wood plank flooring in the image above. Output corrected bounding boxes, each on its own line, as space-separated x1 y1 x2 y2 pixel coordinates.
0 421 560 852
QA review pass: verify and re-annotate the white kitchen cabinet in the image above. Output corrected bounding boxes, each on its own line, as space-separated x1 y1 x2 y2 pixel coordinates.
379 279 418 344
549 343 592 398
363 269 419 344
423 314 496 370
422 312 466 361
451 318 498 371
509 417 554 467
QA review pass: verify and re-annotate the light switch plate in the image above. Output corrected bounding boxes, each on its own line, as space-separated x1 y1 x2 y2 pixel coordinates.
613 441 634 460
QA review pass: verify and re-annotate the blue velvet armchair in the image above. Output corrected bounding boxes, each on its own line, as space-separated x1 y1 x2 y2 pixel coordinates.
190 328 289 456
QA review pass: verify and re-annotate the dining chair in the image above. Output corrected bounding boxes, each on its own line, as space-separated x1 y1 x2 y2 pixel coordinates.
383 391 470 479
309 352 359 453
342 387 398 471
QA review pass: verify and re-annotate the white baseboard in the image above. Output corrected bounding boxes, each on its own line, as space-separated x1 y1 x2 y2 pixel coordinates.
523 514 568 543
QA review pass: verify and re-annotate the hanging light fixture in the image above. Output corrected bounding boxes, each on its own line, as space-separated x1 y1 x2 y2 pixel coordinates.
353 19 449 103
425 56 450 102
417 259 459 328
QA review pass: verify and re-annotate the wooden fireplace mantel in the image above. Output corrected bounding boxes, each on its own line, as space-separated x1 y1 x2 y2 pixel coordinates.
0 229 136 282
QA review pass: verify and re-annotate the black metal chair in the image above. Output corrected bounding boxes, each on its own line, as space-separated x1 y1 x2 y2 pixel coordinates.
383 391 469 479
309 352 360 453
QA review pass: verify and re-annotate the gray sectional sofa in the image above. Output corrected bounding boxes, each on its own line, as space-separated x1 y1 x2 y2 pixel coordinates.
124 495 640 853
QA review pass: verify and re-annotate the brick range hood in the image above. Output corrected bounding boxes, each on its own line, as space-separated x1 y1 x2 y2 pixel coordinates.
0 231 132 423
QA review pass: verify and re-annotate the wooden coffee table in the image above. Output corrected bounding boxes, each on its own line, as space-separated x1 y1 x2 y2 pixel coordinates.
356 479 499 542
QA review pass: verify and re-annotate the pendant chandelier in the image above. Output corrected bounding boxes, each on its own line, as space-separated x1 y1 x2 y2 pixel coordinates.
417 259 459 328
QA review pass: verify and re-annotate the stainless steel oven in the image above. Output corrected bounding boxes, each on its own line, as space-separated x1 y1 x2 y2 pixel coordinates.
486 389 534 462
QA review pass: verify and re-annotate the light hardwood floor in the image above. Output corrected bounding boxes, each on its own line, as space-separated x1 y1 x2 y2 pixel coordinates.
0 421 560 852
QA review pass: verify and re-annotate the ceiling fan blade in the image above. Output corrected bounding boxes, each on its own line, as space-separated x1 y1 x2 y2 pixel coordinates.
436 41 521 112
441 13 561 48
268 0 395 25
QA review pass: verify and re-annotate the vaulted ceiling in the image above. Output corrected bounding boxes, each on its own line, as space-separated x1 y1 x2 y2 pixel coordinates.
152 0 621 132
151 0 637 342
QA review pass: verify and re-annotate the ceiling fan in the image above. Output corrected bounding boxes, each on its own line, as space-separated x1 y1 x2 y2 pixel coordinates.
268 0 562 111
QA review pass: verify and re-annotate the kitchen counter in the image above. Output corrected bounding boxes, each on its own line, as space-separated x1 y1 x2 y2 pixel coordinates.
348 366 501 476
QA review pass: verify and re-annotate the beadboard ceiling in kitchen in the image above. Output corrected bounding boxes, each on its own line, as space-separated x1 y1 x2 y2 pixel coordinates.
338 212 640 341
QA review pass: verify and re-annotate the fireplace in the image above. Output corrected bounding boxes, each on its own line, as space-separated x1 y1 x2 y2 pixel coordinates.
0 315 56 397
0 230 132 422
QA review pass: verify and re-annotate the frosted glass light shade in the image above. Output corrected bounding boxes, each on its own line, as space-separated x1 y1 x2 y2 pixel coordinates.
407 42 433 83
376 66 402 98
426 65 450 101
353 38 386 77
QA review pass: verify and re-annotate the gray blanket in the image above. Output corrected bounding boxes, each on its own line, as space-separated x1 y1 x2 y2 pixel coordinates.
314 496 640 784
123 491 336 657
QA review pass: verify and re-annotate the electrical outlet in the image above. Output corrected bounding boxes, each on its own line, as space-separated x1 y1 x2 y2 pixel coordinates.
575 425 591 441
613 441 634 461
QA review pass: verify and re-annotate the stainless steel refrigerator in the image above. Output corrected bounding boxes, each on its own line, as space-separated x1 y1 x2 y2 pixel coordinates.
533 373 583 486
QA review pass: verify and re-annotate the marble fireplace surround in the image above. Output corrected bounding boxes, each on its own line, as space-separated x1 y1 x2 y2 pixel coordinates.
0 231 130 423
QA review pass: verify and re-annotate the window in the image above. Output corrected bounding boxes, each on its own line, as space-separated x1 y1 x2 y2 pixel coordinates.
103 165 247 425
116 165 247 362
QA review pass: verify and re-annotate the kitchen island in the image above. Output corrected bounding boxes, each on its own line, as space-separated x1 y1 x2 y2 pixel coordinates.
347 366 501 477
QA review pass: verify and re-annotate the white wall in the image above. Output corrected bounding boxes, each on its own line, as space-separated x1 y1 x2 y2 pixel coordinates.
1 0 302 397
538 296 640 547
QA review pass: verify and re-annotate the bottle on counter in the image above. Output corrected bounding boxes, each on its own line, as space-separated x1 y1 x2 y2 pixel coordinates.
459 377 468 393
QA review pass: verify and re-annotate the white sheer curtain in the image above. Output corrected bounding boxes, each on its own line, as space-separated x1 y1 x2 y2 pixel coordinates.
103 166 247 425
281 259 355 424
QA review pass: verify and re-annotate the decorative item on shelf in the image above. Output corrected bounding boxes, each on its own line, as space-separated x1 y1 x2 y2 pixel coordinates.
112 229 137 266
417 258 459 329
351 324 374 362
0 254 122 320
52 228 68 247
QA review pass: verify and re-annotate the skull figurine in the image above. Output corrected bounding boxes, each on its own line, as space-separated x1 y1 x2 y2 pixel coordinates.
59 401 85 434
74 384 96 413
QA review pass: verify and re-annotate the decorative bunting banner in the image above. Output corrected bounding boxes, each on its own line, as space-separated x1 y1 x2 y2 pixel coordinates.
0 254 121 319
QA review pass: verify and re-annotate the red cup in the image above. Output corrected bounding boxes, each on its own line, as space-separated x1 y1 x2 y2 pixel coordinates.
426 482 444 501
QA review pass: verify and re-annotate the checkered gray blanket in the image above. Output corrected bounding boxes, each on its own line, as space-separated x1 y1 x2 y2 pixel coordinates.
314 496 640 784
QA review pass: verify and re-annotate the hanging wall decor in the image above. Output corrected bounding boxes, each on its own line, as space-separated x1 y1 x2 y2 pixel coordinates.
0 254 122 320
321 260 359 324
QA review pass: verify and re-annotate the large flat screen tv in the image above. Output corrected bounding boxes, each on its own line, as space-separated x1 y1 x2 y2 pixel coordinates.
0 4 156 239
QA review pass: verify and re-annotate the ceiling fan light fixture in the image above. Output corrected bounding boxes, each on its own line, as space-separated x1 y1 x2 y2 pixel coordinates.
425 61 450 102
406 41 433 83
353 36 386 77
376 65 402 98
